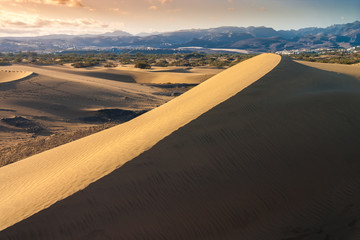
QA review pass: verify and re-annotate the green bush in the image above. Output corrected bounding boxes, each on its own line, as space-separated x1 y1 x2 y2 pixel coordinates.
134 62 151 69
71 61 99 68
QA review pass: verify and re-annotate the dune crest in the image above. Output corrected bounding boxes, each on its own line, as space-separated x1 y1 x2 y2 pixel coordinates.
0 53 281 231
0 70 33 83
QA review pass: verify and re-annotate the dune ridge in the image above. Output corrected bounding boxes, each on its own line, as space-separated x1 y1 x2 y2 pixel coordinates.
0 70 33 83
0 53 281 231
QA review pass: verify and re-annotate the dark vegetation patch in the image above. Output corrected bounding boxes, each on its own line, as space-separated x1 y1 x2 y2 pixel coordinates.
148 83 198 89
0 52 253 68
0 109 149 167
1 116 51 135
153 92 184 97
0 61 11 66
150 83 197 97
134 62 151 69
82 109 147 123
0 122 117 167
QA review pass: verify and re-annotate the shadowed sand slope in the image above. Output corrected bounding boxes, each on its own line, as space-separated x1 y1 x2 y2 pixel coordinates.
0 70 33 83
2 57 360 240
0 54 281 233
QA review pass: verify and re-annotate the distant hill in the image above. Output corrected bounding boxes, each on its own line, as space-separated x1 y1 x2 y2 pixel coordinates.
0 21 359 52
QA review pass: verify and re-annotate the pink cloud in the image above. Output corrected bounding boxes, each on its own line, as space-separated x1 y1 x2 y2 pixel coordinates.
11 0 83 7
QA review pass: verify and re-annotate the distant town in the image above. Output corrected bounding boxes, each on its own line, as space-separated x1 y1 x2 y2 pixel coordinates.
276 46 360 55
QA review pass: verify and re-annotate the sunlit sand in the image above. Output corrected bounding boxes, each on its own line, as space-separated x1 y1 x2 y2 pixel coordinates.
0 70 33 83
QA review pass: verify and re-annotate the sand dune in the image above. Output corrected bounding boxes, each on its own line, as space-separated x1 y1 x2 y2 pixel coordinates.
295 60 360 79
0 64 170 149
65 67 216 84
0 54 280 233
43 64 223 84
2 55 360 239
0 70 33 83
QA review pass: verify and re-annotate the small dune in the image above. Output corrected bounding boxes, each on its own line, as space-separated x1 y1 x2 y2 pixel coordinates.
0 70 33 83
62 67 222 84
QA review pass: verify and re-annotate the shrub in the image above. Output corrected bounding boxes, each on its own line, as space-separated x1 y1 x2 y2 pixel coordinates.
155 59 169 67
71 61 99 68
135 62 151 69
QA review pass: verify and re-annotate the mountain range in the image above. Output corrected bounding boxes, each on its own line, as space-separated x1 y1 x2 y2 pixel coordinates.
0 21 359 53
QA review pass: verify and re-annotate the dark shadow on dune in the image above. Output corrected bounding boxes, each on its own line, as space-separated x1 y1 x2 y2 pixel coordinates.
63 69 136 83
2 58 360 239
149 68 193 73
0 109 15 112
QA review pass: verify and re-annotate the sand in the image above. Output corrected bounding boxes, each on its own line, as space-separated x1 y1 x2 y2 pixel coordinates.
0 53 281 233
0 70 33 83
37 64 223 84
295 60 360 79
2 55 360 239
0 63 220 149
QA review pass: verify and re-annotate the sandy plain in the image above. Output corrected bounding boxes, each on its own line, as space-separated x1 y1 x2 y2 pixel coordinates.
1 55 360 239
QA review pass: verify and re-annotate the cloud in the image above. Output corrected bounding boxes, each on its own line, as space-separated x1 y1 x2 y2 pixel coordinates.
47 0 83 7
0 11 102 28
148 0 172 5
110 8 130 15
0 10 125 36
148 5 158 10
147 0 172 11
4 0 84 7
159 0 172 4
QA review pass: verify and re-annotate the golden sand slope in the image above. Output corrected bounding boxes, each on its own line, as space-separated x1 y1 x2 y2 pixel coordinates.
0 53 280 232
2 56 360 240
295 60 360 79
0 70 33 83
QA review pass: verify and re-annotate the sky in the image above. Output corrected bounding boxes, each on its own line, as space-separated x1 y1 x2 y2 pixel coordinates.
0 0 359 36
